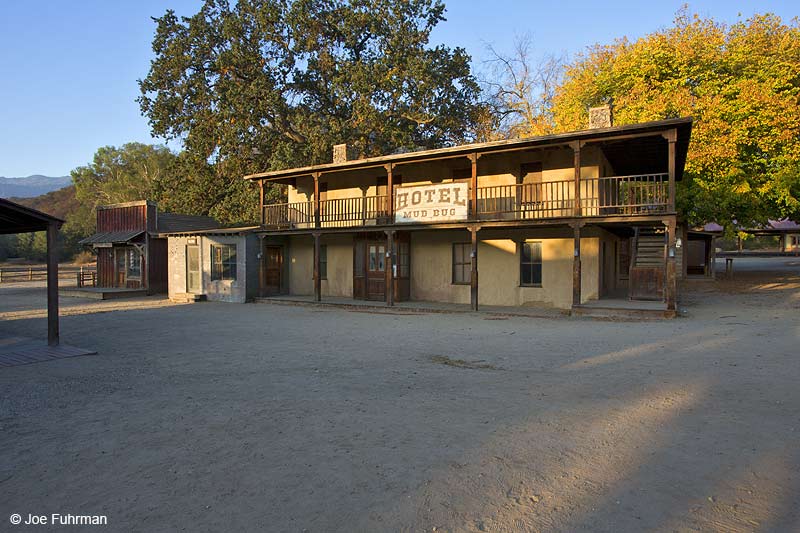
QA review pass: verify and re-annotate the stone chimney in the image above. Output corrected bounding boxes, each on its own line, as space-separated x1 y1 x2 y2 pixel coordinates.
588 104 613 129
332 143 358 164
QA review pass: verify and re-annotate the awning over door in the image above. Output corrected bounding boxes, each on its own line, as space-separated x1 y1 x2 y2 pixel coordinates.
79 230 144 246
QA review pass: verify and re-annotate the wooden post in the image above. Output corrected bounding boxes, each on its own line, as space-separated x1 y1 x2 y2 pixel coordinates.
572 223 582 307
29 266 33 281
385 163 394 222
385 230 394 306
313 232 321 302
259 179 265 226
571 141 582 217
665 218 677 311
664 129 677 212
469 153 478 219
469 225 479 311
313 172 321 229
46 222 59 346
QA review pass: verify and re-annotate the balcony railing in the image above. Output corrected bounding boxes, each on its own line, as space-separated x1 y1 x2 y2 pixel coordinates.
262 173 670 228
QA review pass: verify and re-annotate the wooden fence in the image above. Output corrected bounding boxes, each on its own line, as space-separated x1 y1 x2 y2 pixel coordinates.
0 265 97 285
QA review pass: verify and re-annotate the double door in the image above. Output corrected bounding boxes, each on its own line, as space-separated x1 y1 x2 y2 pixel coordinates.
353 233 410 301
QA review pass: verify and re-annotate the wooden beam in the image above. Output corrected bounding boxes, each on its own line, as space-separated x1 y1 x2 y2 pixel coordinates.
665 218 677 311
665 129 677 211
571 141 582 217
385 230 395 306
259 179 265 226
469 224 480 311
469 153 478 219
313 232 321 302
313 172 321 229
385 163 394 221
46 222 59 346
572 222 582 307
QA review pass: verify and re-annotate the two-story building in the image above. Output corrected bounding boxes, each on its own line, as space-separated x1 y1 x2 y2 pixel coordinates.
240 115 692 315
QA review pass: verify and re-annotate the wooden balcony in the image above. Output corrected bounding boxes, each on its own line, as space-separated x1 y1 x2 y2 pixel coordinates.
262 173 671 229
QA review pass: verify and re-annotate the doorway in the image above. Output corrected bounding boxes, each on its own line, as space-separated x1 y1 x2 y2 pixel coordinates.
353 233 410 301
114 248 127 287
262 245 283 295
186 245 200 293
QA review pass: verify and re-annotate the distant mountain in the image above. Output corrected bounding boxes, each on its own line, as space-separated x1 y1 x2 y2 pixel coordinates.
10 185 79 221
0 175 71 198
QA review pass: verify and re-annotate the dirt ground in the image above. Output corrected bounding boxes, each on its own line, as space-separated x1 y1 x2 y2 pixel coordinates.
1 257 799 532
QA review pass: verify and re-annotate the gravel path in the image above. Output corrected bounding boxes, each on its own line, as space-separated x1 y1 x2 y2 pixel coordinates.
1 257 798 532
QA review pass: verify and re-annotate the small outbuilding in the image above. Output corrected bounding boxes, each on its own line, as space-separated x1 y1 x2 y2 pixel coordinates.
78 201 218 297
162 227 262 303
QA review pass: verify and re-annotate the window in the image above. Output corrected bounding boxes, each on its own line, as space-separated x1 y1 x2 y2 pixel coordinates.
319 244 327 280
396 241 410 278
211 244 237 281
452 243 471 284
520 241 542 286
368 244 385 272
126 248 141 279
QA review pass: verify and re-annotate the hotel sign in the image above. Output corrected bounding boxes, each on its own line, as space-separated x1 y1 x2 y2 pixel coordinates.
394 183 469 223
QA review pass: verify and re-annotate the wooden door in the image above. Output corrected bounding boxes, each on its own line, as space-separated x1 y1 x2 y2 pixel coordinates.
115 248 126 287
353 239 366 299
263 246 283 295
366 242 386 301
186 245 200 293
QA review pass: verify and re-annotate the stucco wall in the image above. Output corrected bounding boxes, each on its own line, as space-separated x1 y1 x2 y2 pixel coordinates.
168 235 251 303
286 227 606 309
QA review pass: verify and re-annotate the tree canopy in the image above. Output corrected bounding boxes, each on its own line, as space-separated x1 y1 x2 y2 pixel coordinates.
138 0 481 222
551 10 800 230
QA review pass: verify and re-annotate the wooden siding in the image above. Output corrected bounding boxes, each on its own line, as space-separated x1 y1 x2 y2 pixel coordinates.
97 205 147 233
148 238 168 294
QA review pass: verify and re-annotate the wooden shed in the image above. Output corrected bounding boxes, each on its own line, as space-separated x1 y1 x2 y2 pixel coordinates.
79 201 218 295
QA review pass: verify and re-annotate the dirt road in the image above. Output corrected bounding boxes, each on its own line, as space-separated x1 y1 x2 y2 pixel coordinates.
1 258 798 532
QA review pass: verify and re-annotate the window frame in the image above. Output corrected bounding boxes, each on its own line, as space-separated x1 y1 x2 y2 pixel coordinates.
126 247 142 280
210 243 237 282
519 241 543 287
452 242 471 285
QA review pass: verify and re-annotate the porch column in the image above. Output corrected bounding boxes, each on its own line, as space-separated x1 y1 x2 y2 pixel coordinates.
469 224 480 311
664 129 677 211
385 230 395 306
259 179 265 226
469 153 478 219
572 222 582 307
313 231 321 302
46 221 60 346
385 163 394 222
571 141 582 217
665 218 677 312
313 172 321 229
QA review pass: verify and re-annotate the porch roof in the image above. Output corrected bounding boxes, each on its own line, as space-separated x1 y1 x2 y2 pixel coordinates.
79 230 144 246
244 117 692 184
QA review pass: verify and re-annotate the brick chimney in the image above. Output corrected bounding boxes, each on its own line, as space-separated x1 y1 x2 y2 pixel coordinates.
588 104 613 129
332 143 358 164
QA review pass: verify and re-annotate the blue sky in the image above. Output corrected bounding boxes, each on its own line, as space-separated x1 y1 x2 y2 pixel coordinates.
0 0 796 178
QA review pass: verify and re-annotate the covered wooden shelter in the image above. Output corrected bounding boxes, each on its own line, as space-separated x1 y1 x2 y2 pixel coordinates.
0 198 63 345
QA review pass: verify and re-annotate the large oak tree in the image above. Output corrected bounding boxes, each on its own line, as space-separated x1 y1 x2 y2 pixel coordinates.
138 0 481 224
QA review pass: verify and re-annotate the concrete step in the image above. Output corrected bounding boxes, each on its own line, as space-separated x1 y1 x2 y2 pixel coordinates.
170 293 206 303
571 304 676 320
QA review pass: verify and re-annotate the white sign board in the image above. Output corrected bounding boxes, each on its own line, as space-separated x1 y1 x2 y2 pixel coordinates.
394 183 469 224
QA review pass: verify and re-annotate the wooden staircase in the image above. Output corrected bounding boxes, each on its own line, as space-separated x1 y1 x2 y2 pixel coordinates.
629 227 665 300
